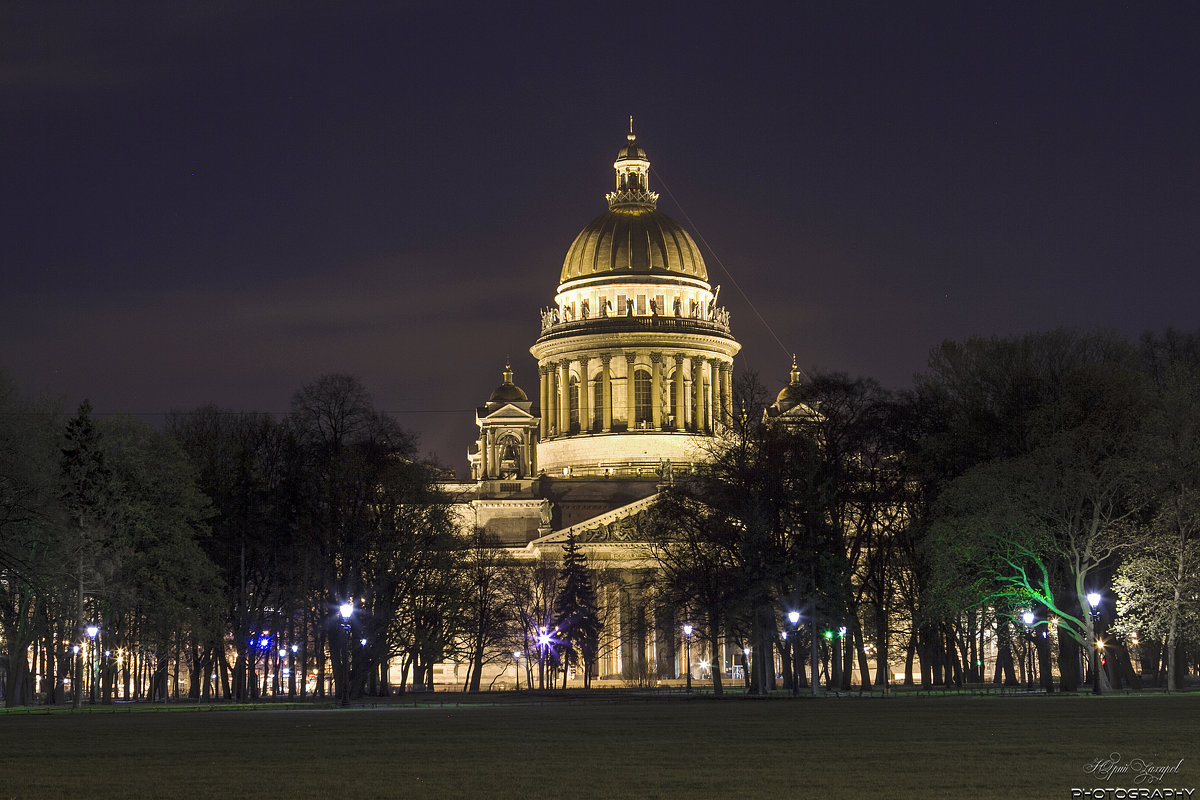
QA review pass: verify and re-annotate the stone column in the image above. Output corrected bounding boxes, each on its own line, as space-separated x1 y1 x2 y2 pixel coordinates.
485 429 495 479
479 428 489 478
558 360 571 436
692 358 704 434
601 354 612 432
673 354 686 430
547 365 558 437
707 361 716 433
539 365 550 439
579 356 590 434
720 362 733 430
650 352 663 430
625 352 637 429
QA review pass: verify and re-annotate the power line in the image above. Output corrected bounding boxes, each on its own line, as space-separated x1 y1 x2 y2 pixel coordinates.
653 166 810 382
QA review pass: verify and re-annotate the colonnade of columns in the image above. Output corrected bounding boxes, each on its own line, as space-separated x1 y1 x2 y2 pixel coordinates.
538 351 733 439
601 571 727 681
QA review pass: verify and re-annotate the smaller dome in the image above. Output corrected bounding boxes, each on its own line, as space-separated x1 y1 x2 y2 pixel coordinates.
774 384 804 413
772 356 806 413
488 363 528 404
616 136 647 161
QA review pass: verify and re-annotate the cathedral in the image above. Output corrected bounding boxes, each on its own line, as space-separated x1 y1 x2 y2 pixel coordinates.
443 128 762 683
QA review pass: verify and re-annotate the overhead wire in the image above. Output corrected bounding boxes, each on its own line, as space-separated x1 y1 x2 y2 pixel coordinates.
652 166 810 382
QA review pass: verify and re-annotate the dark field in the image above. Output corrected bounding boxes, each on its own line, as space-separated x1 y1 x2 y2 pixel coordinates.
1 693 1197 799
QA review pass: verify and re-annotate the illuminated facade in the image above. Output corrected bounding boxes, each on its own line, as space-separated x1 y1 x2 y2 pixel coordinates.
447 130 742 684
530 129 740 477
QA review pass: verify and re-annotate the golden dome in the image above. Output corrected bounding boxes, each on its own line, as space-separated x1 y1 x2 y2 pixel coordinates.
772 356 806 413
488 363 528 404
558 128 709 286
559 207 708 284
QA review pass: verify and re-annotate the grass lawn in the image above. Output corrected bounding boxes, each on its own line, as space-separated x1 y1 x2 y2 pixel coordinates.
1 692 1197 799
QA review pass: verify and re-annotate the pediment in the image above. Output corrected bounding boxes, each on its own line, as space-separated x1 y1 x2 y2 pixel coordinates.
531 492 660 546
477 403 537 423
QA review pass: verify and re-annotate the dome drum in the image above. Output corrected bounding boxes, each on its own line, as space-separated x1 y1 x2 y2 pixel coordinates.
528 129 742 477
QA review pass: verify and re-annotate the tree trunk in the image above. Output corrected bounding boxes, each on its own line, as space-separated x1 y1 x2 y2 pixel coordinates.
873 606 889 689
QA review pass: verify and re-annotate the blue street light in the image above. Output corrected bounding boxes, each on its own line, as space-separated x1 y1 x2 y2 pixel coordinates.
86 624 99 704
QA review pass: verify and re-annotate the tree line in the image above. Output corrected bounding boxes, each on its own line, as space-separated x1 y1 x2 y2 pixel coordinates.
643 328 1200 695
0 373 602 707
3 327 1197 704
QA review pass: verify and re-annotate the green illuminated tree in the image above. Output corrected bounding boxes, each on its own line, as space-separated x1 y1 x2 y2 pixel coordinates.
928 362 1151 693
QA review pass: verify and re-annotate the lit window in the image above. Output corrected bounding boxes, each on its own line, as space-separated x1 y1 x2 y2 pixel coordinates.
634 369 652 426
569 377 579 432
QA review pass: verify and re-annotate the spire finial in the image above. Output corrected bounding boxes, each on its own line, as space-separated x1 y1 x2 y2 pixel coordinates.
503 359 514 385
628 114 635 142
789 354 801 386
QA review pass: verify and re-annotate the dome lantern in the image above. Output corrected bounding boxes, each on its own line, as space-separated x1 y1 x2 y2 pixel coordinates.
606 117 659 211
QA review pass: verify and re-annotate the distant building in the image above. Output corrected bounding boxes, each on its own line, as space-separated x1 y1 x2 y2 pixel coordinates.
444 129 745 684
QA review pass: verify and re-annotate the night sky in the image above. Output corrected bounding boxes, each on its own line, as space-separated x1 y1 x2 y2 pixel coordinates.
4 3 1199 474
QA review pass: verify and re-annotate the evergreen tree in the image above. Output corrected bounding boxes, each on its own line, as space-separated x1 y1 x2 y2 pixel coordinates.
60 399 113 707
553 533 601 688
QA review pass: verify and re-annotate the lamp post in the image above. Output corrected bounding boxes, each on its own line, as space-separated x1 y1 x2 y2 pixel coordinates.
86 623 99 704
71 644 80 704
787 611 800 696
682 624 693 692
338 602 354 707
513 651 523 691
1021 611 1035 691
1087 592 1101 695
537 628 552 690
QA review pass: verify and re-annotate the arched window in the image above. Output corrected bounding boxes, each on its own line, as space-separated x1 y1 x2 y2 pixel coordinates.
634 369 652 427
569 376 580 433
593 373 608 431
498 434 522 478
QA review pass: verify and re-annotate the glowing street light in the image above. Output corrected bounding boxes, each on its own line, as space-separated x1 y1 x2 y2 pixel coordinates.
787 611 801 696
338 602 354 706
682 624 693 692
1087 592 1102 695
512 651 523 691
536 627 553 689
1020 611 1036 690
86 624 100 704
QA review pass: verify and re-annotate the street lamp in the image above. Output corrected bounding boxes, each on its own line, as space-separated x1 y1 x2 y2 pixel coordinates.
682 624 693 692
513 651 522 691
1020 611 1036 690
86 624 99 704
787 611 801 696
338 602 353 706
1087 592 1102 694
71 644 80 703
